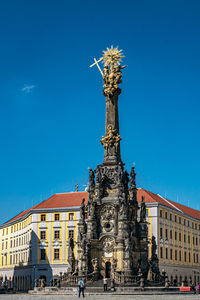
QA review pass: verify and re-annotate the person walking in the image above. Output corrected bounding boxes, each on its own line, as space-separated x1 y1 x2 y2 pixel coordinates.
78 278 85 298
103 277 108 291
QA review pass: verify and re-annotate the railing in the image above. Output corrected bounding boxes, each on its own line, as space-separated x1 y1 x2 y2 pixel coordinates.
114 272 138 285
61 271 98 285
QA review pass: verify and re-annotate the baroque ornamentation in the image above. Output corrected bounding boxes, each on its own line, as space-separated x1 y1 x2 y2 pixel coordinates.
100 125 121 156
103 237 115 253
90 46 127 97
101 205 115 220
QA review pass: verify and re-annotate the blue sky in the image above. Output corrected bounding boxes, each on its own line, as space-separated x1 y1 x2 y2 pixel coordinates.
0 0 200 223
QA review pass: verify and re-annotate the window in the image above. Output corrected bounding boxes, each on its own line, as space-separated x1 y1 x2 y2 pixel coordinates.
195 224 197 230
160 210 163 218
54 214 60 221
170 213 172 221
11 226 13 233
184 219 186 226
40 231 46 240
188 220 190 227
54 230 60 239
16 239 18 247
196 237 198 245
179 232 181 242
189 252 191 263
165 211 168 219
175 215 177 222
54 249 59 260
166 248 168 259
192 223 194 229
69 213 74 220
40 249 46 260
184 252 187 262
175 231 177 240
179 251 181 261
194 253 195 263
188 235 190 244
160 247 163 259
6 228 8 235
170 249 173 260
165 229 168 239
69 230 74 239
10 255 12 265
184 234 186 243
160 227 163 238
179 217 181 224
10 240 12 248
41 214 46 222
170 230 172 239
2 243 3 250
197 254 198 263
193 236 195 245
175 250 177 261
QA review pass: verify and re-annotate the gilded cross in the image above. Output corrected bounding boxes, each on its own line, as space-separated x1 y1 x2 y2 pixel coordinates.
90 57 104 77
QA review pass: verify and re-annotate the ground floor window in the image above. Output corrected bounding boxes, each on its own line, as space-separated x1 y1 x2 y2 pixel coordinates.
40 249 46 260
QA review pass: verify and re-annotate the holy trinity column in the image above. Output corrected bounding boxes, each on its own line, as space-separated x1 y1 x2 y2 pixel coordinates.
76 47 149 282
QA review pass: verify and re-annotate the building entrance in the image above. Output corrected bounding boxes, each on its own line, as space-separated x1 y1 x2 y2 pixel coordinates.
105 261 111 278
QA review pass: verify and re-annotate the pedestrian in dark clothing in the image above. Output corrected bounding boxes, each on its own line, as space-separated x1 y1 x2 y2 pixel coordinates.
78 278 85 298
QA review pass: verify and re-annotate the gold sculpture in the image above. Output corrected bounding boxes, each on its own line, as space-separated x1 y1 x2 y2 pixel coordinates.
100 125 122 155
90 46 127 96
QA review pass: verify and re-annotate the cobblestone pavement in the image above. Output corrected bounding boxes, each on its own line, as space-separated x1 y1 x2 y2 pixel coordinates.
0 294 198 300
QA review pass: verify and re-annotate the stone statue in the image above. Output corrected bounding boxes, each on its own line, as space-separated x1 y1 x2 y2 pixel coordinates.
92 258 99 272
89 168 95 188
116 165 123 185
50 279 53 287
34 279 38 288
80 199 86 221
68 237 74 258
130 164 136 189
124 235 131 254
123 170 129 189
140 196 146 222
90 201 96 218
111 258 117 274
80 233 87 255
41 278 45 288
119 193 127 216
56 278 61 288
72 260 79 276
95 165 101 184
151 236 157 260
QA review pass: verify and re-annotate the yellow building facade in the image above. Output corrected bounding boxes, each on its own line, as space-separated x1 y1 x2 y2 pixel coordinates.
1 188 200 290
138 188 200 285
0 192 87 290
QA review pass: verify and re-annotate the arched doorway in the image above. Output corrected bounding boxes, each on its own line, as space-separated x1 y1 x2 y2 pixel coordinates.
105 261 111 278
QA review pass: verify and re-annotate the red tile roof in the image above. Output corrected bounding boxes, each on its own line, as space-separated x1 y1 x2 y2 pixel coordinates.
3 188 200 226
4 192 88 225
137 188 200 220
